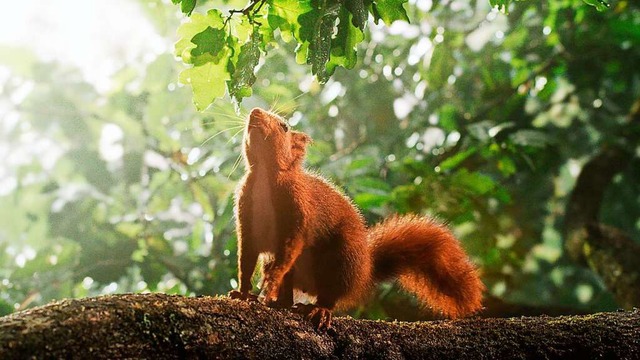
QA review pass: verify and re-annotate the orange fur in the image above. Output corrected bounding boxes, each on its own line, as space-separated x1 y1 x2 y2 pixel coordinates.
232 108 484 328
369 215 484 317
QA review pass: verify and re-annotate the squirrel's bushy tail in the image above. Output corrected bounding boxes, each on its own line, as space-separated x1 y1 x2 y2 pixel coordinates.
368 215 484 318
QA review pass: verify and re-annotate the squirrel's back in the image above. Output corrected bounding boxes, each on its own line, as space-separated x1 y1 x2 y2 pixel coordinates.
298 171 366 233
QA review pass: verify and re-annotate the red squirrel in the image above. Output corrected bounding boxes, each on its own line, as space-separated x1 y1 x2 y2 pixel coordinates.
228 108 484 329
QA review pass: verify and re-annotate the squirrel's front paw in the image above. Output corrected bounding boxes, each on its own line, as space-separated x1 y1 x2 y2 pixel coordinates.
292 303 333 331
228 290 259 302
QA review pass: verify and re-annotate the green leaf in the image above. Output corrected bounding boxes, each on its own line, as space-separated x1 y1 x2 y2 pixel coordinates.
229 28 262 102
296 42 310 64
175 9 232 108
190 26 227 58
439 148 477 171
582 0 610 11
181 0 197 16
373 0 409 25
298 2 341 82
267 0 312 41
179 53 231 111
345 0 368 30
327 9 364 74
175 10 225 61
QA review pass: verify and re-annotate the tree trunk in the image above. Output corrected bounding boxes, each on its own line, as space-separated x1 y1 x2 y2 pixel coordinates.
1 293 638 359
562 98 640 308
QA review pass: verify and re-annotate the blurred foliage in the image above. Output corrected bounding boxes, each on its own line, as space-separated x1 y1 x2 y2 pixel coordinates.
0 0 639 321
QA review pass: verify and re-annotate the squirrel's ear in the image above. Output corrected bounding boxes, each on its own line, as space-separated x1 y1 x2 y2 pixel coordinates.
292 131 313 145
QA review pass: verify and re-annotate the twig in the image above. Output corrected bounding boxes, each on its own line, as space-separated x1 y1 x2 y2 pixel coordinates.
224 0 266 28
227 0 267 20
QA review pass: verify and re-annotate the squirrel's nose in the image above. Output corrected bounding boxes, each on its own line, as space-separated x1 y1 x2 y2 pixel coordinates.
250 108 266 118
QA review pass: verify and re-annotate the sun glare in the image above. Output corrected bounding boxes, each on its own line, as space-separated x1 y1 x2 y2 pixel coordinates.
0 0 174 197
0 0 168 92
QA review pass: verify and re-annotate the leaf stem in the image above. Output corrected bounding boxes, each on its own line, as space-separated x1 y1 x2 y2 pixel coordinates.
228 0 267 17
225 0 266 27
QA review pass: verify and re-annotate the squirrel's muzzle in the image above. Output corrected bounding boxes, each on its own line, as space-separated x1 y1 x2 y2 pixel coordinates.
249 108 267 123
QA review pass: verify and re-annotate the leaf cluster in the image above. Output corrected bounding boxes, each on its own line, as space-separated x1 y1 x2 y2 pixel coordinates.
175 0 413 109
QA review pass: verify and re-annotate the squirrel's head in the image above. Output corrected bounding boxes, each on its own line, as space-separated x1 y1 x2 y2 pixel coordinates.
244 108 312 170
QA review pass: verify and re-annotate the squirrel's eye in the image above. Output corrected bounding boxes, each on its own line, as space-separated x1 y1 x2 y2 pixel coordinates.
280 123 289 132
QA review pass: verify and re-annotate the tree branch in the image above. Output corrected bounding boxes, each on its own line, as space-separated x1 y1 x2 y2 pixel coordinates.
1 294 638 359
563 145 632 262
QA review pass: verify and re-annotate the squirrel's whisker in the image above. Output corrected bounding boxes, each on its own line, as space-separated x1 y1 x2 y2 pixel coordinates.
200 125 245 147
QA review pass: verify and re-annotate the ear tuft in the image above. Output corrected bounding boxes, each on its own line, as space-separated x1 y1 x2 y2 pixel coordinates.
292 131 313 145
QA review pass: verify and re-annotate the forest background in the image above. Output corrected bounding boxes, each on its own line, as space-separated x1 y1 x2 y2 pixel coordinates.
0 0 638 320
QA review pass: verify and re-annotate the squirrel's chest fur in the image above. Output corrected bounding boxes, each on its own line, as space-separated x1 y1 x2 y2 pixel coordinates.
246 166 280 253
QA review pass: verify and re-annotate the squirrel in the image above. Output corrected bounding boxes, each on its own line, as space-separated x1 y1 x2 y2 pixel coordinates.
228 108 485 330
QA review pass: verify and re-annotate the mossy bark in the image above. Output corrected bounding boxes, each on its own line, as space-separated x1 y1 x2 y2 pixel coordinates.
1 293 638 359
